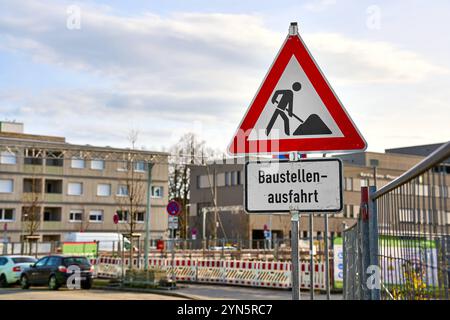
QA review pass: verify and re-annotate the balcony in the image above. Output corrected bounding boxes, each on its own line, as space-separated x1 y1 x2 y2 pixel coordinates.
24 164 44 174
43 207 61 223
44 179 63 202
45 166 63 175
44 193 63 203
23 178 42 193
41 221 63 231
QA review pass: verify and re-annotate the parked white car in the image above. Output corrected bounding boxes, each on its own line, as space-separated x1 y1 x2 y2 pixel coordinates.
0 255 37 287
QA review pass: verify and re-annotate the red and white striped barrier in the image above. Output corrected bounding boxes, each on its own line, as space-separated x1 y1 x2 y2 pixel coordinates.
93 257 326 290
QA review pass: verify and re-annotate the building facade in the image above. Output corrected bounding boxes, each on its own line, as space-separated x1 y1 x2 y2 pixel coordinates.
188 149 438 246
0 122 169 242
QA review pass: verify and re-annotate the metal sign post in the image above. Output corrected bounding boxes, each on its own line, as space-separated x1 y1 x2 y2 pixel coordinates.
290 210 300 300
144 162 154 271
166 200 181 286
2 223 8 255
171 229 176 285
309 214 314 300
324 213 330 300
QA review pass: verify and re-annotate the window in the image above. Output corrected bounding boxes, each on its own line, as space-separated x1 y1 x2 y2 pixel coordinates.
349 205 354 218
45 151 63 167
97 183 111 196
116 210 128 223
231 171 237 185
89 210 103 222
12 257 36 264
197 175 210 189
117 161 128 171
23 178 42 193
360 179 368 187
225 172 230 186
45 179 62 194
0 179 13 193
63 257 90 267
67 182 83 196
91 159 104 170
345 178 353 191
369 159 379 167
0 208 15 221
0 151 16 164
35 257 49 267
135 212 145 222
43 208 61 221
0 257 7 266
71 157 85 169
353 205 360 218
117 185 129 196
237 171 242 185
134 161 145 172
151 186 163 198
24 150 43 165
69 210 83 222
46 256 61 266
344 204 351 218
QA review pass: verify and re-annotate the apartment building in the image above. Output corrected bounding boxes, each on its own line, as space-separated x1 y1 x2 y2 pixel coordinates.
0 122 169 242
188 147 445 245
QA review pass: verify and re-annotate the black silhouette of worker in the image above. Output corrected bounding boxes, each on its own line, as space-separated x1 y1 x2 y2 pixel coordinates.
266 82 302 136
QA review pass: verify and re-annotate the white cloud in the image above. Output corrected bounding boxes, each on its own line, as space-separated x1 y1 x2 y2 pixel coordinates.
0 0 448 152
305 33 448 84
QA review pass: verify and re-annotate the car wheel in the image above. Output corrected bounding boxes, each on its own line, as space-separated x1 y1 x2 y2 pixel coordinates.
48 275 60 291
0 274 8 288
20 275 30 289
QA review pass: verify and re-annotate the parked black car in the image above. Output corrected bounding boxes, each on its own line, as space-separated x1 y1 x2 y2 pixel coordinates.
20 255 94 290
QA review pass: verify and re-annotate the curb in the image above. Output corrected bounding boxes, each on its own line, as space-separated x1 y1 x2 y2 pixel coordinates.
92 285 200 300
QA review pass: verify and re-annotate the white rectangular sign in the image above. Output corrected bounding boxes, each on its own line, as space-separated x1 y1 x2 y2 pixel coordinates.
245 159 342 213
168 216 178 229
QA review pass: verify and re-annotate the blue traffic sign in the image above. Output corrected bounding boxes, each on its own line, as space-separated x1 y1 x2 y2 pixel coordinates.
166 200 181 216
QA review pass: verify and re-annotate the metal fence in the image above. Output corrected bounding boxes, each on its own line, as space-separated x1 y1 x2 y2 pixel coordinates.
342 223 362 299
372 142 450 300
343 141 450 300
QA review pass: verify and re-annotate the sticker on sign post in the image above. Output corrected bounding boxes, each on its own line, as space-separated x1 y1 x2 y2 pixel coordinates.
245 158 343 213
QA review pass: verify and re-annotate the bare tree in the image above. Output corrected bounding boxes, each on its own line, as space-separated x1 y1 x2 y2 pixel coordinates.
115 131 146 269
21 174 42 253
169 133 222 239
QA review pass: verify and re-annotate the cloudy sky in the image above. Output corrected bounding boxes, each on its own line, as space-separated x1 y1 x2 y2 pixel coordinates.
1 0 449 153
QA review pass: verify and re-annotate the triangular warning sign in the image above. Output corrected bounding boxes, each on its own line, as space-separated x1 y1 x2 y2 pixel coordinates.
228 27 367 155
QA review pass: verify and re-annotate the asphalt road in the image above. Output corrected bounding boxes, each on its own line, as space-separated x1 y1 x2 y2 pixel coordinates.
177 284 342 300
0 287 186 300
0 285 342 300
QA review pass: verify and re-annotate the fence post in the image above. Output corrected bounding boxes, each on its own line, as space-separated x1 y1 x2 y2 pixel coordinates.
368 185 380 300
342 222 349 299
360 186 371 300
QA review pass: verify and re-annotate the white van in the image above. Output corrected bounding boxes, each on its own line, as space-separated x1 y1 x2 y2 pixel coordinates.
64 232 132 252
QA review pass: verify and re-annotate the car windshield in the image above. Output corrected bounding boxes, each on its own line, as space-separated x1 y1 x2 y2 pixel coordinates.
63 257 90 266
12 257 36 264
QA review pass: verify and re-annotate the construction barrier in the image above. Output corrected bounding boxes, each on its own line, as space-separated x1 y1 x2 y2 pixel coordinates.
93 257 327 290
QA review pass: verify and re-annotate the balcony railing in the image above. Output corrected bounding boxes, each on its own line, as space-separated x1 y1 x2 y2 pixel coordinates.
44 193 63 202
41 221 63 231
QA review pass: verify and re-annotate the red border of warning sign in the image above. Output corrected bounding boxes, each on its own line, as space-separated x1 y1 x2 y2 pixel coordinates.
228 34 367 155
